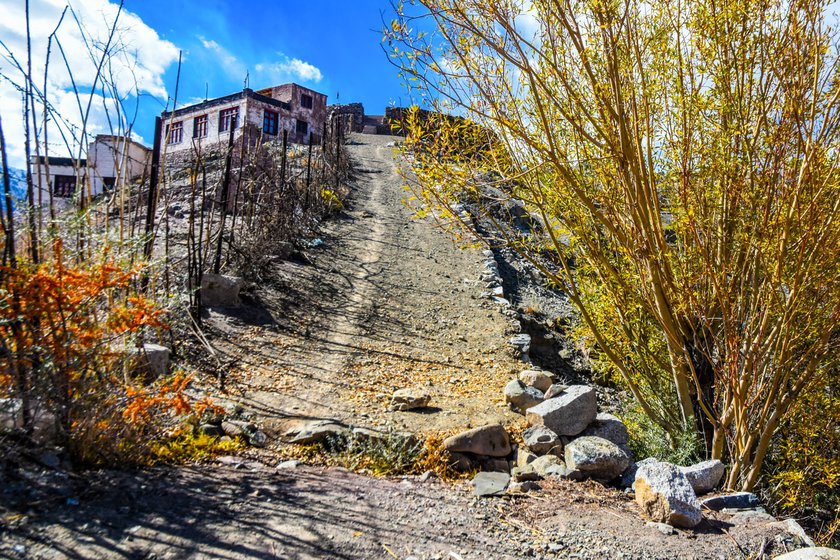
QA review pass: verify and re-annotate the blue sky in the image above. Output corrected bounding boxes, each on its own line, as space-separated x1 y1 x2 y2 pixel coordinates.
131 0 409 110
0 0 414 167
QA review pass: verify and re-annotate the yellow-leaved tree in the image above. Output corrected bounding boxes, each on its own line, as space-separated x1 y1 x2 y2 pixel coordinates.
385 0 840 493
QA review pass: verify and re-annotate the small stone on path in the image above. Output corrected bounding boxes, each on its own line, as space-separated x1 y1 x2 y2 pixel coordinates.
389 388 431 411
471 471 510 497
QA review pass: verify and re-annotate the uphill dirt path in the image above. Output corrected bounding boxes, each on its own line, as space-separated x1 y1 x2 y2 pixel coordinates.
202 133 525 438
0 134 795 560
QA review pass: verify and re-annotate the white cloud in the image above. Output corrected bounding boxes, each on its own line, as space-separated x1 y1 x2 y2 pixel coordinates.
0 0 179 167
198 36 245 79
255 55 323 84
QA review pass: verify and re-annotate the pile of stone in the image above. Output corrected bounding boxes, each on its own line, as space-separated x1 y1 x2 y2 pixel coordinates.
477 249 512 308
449 371 738 531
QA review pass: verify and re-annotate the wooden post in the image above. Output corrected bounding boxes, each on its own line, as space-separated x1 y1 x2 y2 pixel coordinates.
213 123 236 274
334 114 340 193
142 116 163 264
305 131 313 207
280 128 288 193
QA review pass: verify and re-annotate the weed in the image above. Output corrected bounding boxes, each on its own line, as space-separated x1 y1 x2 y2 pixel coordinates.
150 431 245 464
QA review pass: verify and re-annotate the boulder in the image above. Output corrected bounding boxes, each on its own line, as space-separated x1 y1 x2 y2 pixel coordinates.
221 420 255 437
126 343 170 382
771 519 817 548
544 383 569 399
0 398 23 432
582 413 629 446
700 492 760 511
447 452 477 472
201 273 244 307
565 436 630 481
471 471 510 497
772 549 840 560
504 380 543 412
621 457 659 489
480 458 511 473
525 385 597 436
443 424 512 457
284 420 350 445
389 388 431 411
635 461 702 528
531 454 567 477
523 425 562 456
519 370 554 392
680 460 725 495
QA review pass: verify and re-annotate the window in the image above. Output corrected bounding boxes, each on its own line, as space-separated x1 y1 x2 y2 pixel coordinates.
300 93 313 109
296 119 308 136
54 175 76 198
102 177 116 190
219 107 239 132
167 121 183 144
263 110 279 135
193 115 208 138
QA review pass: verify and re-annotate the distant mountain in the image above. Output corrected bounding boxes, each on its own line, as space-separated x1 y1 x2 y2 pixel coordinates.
0 168 27 214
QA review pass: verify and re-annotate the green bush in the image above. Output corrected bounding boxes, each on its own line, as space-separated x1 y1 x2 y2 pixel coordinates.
621 400 704 467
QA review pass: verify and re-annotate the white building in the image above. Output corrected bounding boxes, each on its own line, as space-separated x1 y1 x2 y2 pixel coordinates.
159 84 328 155
30 135 151 210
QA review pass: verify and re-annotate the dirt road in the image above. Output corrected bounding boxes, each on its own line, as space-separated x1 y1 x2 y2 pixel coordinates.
203 133 525 437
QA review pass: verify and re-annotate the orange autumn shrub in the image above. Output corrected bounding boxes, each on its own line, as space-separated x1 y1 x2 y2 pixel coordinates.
0 239 211 465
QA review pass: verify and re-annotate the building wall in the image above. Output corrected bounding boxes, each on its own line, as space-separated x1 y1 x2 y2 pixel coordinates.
87 136 150 194
243 97 297 143
161 84 328 154
30 160 86 213
257 83 327 144
162 96 247 156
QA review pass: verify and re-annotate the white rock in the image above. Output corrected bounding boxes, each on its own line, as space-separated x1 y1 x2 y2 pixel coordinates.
126 343 170 382
523 425 562 456
771 518 817 548
443 424 512 457
525 385 597 436
582 412 629 446
680 459 725 495
519 370 554 392
565 436 631 481
389 388 431 411
200 273 244 307
772 548 840 560
635 461 702 528
504 379 543 412
471 471 510 497
530 454 567 477
509 334 531 355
